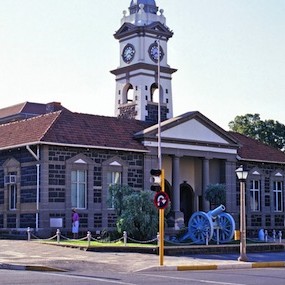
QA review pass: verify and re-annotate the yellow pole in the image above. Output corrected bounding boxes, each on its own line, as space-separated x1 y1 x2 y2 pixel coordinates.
159 169 165 266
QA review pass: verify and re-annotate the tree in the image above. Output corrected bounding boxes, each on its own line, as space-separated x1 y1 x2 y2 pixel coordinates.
205 183 226 208
229 114 285 151
109 185 163 240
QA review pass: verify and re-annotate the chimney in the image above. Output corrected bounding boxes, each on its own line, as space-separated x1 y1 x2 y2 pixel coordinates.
46 102 62 113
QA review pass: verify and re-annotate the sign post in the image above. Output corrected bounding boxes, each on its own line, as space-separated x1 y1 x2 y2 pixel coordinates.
159 169 165 266
150 168 168 265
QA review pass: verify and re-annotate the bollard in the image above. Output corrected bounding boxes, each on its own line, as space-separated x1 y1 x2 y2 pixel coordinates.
264 230 268 242
258 229 265 241
56 229 61 244
273 230 276 242
27 227 31 241
87 231 91 247
123 231 127 246
278 231 282 243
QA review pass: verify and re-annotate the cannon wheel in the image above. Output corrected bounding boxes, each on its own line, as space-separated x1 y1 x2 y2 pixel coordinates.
212 213 235 243
188 212 213 244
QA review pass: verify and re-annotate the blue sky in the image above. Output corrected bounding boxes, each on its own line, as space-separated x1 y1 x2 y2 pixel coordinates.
0 0 284 129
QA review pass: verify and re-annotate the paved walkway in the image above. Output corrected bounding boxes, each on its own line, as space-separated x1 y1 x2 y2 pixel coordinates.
0 240 284 272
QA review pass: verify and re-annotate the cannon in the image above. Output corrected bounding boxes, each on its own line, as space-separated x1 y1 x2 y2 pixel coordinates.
182 205 235 244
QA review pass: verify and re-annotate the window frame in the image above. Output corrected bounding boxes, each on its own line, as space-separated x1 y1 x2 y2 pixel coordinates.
250 179 261 212
71 169 87 209
9 184 17 210
273 180 283 212
107 171 122 209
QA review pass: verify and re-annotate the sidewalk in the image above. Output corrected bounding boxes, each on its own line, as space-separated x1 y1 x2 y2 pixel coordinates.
0 240 284 272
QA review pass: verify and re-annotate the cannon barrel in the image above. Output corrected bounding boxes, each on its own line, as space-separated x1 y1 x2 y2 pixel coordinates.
207 204 225 218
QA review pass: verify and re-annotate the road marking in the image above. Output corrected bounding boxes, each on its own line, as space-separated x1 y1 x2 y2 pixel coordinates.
139 273 246 285
47 272 137 285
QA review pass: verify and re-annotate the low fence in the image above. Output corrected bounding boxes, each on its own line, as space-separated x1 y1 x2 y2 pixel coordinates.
26 227 158 247
25 227 284 247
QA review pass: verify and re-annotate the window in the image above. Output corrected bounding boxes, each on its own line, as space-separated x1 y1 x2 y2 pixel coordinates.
107 171 121 208
273 181 283 212
9 184 17 210
126 86 134 103
71 170 87 209
250 180 261 211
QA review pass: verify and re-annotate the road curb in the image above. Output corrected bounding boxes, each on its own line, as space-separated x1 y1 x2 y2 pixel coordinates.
139 261 285 272
176 261 285 271
0 263 66 272
252 261 285 268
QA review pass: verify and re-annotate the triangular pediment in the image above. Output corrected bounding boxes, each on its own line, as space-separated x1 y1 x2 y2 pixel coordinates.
114 23 136 39
135 111 239 151
74 159 87 164
160 119 229 144
147 22 173 36
114 22 173 40
110 161 122 166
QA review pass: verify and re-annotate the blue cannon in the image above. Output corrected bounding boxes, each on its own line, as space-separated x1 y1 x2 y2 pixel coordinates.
181 205 235 244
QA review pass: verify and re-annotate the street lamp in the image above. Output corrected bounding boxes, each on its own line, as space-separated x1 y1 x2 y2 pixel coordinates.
235 165 248 262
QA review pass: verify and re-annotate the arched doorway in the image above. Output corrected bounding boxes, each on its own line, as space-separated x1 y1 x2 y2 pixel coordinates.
164 180 172 203
180 181 194 225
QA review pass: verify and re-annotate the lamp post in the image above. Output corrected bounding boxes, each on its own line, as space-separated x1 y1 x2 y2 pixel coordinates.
235 165 248 262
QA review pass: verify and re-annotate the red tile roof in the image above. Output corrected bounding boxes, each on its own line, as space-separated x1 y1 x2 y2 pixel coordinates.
229 131 285 164
0 110 149 152
0 102 26 118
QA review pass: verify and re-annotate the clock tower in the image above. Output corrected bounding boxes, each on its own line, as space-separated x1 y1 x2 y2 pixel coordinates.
110 0 177 123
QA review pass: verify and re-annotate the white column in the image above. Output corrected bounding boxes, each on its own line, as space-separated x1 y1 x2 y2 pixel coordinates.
172 155 180 212
171 155 184 229
203 158 210 212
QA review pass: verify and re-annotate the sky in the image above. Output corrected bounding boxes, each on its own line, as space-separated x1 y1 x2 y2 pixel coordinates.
0 0 284 130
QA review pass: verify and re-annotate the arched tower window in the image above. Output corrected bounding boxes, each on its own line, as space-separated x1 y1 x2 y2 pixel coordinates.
122 84 135 104
150 83 164 103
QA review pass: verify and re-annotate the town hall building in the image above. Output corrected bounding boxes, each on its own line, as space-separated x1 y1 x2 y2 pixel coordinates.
0 0 284 239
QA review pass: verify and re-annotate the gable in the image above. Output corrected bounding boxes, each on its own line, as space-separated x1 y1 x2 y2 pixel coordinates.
114 23 136 39
114 22 173 40
161 118 229 144
136 111 239 155
146 22 173 37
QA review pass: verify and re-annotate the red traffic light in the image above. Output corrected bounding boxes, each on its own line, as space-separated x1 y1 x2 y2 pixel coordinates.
150 169 161 176
150 169 162 191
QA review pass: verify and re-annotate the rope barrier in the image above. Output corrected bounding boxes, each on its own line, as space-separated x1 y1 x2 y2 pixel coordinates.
27 227 283 246
127 236 157 244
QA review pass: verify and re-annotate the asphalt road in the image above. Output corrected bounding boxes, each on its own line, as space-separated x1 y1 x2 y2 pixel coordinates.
1 267 285 285
1 240 284 273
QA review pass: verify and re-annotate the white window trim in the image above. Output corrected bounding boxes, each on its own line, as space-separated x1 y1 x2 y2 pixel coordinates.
250 179 261 212
273 180 283 212
9 184 17 210
71 169 87 209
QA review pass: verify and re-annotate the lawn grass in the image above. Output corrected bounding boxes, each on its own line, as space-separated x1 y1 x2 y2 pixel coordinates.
39 239 156 248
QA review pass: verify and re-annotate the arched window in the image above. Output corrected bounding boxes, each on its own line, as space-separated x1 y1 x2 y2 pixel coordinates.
126 85 134 103
150 83 159 103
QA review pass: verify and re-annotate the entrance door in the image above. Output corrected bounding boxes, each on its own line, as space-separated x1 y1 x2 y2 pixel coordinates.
180 182 194 225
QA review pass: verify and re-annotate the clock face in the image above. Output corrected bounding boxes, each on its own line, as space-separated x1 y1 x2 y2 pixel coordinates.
122 44 135 64
149 42 164 62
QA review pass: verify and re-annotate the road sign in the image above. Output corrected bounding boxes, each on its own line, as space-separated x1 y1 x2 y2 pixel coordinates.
154 191 169 209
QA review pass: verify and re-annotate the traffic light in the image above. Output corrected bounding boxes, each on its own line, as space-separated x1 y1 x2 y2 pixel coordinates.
150 169 162 192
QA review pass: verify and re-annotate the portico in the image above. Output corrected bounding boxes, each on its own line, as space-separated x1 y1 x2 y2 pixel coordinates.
138 111 239 229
